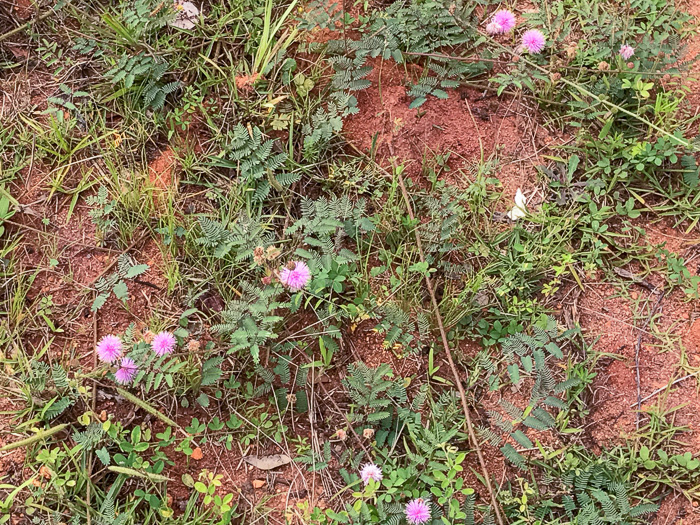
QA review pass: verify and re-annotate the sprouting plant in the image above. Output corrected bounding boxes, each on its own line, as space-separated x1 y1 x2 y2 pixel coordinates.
23 362 76 421
208 124 298 201
43 84 91 123
254 351 308 412
478 316 582 468
196 213 273 260
106 53 179 109
343 362 407 432
86 186 117 240
302 91 359 160
212 281 288 363
92 254 150 311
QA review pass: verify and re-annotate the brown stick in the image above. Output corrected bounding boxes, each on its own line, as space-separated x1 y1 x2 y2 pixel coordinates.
635 290 665 428
404 50 673 76
390 155 505 525
630 370 699 408
0 5 66 43
86 310 97 525
298 352 370 457
337 136 504 522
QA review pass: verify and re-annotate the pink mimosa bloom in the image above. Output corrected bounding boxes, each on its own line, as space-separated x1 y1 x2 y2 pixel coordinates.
152 331 177 356
492 10 516 33
522 29 546 54
115 357 138 384
406 499 431 524
96 335 122 363
359 463 383 485
619 44 635 60
279 261 311 291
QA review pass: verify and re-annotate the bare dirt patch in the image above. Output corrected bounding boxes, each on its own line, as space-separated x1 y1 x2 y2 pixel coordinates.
342 57 568 211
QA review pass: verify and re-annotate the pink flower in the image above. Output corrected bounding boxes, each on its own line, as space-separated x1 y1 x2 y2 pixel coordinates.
96 335 122 363
406 499 431 524
360 463 383 485
492 10 516 33
619 44 635 60
279 261 311 291
114 357 138 384
152 331 177 356
522 29 546 54
486 21 501 34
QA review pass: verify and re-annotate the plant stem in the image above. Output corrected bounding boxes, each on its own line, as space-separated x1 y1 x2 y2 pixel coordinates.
0 4 68 43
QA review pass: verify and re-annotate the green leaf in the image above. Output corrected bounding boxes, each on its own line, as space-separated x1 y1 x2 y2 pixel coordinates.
409 96 427 109
196 393 209 407
598 118 613 139
544 342 563 359
510 430 533 449
113 280 129 302
96 447 110 466
408 262 429 274
639 445 649 461
126 264 149 278
507 364 520 384
91 293 108 312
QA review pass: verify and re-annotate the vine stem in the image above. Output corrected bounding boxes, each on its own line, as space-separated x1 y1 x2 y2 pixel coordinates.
528 61 690 149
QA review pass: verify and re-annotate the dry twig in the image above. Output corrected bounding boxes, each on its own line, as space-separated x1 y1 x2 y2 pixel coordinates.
391 159 505 525
635 290 665 428
340 134 505 524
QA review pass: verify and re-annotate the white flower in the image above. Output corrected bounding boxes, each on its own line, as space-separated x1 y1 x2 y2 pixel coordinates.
506 188 527 220
359 463 383 485
170 1 200 30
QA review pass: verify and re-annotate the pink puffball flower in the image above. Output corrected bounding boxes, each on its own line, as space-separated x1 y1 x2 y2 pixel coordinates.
522 29 546 54
152 331 177 357
114 357 138 384
96 335 122 363
492 10 516 33
406 499 431 525
359 463 383 485
279 261 311 291
486 21 502 34
619 44 635 60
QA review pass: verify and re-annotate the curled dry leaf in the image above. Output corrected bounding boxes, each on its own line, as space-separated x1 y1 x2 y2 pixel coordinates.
170 1 200 30
243 453 292 470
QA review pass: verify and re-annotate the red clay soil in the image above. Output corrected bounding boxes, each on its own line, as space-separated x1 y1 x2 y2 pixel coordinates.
347 319 423 376
342 56 567 210
682 0 700 114
149 147 179 191
4 1 700 522
577 222 700 444
148 146 180 213
7 0 34 21
572 222 700 523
